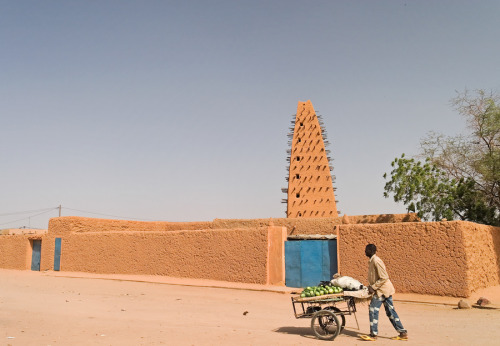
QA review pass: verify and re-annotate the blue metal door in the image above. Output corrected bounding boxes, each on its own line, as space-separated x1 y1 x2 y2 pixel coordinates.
285 240 337 287
54 238 62 271
31 240 41 271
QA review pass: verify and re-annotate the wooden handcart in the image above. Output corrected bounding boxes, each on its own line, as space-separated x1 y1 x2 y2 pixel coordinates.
291 292 359 340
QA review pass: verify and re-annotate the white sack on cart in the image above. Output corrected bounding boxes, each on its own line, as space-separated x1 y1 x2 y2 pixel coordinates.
330 273 364 291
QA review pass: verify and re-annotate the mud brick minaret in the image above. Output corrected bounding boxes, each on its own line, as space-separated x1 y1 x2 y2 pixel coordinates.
283 100 339 218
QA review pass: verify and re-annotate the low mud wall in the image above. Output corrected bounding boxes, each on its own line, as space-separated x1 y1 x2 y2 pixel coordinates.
212 213 419 234
337 221 500 297
42 217 285 285
0 235 31 270
49 216 213 235
4 215 498 295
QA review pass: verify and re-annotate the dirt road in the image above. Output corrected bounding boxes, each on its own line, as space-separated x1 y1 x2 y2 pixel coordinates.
1 269 499 345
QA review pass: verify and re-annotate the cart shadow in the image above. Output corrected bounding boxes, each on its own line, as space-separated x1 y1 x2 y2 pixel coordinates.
274 326 373 341
273 326 317 339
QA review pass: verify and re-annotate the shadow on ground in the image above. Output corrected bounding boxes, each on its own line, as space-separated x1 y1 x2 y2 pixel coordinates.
273 326 316 339
341 328 395 341
273 326 370 340
341 328 364 338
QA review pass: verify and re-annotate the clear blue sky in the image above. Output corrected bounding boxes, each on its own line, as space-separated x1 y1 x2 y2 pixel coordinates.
1 1 499 229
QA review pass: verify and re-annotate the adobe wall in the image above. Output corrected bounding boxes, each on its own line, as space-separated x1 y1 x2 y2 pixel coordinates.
48 216 213 235
1 228 47 235
4 215 498 296
460 222 500 292
41 217 285 285
341 213 420 224
0 235 31 270
212 213 420 234
337 221 500 297
40 217 214 270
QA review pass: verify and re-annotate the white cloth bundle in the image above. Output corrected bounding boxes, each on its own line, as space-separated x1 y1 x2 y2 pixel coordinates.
330 273 364 291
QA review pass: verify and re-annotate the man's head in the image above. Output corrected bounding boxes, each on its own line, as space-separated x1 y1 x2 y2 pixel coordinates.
365 244 377 258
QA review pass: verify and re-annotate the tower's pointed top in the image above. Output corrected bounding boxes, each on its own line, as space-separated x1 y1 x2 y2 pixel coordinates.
297 100 316 114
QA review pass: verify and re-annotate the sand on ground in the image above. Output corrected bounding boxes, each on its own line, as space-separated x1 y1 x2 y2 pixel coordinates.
1 269 499 345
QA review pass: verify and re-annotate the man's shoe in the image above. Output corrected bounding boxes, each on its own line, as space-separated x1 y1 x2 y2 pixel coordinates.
359 334 377 341
391 332 408 341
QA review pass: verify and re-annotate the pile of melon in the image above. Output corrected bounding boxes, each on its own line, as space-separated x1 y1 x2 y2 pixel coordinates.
300 284 343 298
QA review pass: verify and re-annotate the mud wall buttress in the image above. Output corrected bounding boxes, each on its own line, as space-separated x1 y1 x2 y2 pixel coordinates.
267 226 287 285
460 222 500 292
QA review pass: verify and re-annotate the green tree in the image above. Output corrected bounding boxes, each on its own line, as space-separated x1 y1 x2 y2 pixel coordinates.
384 89 500 225
383 155 497 224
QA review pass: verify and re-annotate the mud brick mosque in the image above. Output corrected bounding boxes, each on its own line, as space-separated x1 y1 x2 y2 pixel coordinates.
1 101 499 297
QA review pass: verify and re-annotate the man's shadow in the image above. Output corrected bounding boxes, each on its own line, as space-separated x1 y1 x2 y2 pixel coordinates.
273 326 363 340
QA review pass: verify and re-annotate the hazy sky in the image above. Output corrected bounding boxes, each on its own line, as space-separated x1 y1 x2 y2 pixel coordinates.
2 1 499 229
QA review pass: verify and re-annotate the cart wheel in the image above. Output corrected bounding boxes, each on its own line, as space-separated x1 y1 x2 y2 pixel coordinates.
310 309 340 340
325 306 346 331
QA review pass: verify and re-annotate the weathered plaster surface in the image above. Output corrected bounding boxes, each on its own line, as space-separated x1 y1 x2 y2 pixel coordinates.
49 216 212 235
0 236 30 270
212 213 420 234
267 226 287 285
44 217 270 284
337 222 470 296
461 222 500 293
1 229 47 235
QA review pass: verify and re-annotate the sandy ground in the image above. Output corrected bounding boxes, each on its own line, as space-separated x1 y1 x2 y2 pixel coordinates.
1 270 500 346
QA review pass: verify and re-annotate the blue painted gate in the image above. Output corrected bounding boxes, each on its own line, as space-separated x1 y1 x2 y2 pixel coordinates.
31 240 41 271
54 238 62 271
285 240 337 287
